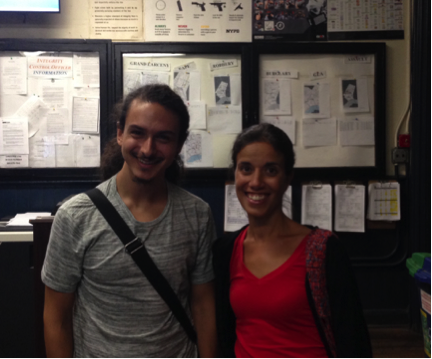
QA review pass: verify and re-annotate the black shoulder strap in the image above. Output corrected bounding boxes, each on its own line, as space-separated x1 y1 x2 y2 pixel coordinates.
86 188 197 344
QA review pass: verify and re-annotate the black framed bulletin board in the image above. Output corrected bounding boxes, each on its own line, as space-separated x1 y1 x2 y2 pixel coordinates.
0 39 112 182
113 42 252 180
252 42 386 181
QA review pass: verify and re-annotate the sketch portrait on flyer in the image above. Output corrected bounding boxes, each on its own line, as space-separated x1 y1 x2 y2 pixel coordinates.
262 78 291 116
174 71 190 102
214 76 231 105
123 71 170 96
181 130 213 167
342 80 358 109
263 79 280 112
173 71 200 103
304 83 320 114
341 78 370 113
123 72 141 95
185 132 202 165
303 82 330 119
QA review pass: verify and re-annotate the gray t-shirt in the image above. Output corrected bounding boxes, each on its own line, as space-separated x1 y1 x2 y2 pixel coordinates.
42 175 216 357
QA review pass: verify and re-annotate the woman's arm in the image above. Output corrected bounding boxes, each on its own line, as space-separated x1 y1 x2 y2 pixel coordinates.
212 233 240 358
326 237 373 358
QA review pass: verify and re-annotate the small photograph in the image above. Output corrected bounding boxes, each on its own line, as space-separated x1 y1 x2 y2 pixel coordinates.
254 0 264 12
264 20 275 31
304 84 319 113
255 21 264 31
263 80 280 111
342 79 358 109
214 76 231 105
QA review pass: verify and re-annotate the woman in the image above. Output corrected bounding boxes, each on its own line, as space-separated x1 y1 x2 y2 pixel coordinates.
213 123 372 358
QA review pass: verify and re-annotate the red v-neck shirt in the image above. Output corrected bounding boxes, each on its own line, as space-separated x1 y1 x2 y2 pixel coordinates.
229 227 328 358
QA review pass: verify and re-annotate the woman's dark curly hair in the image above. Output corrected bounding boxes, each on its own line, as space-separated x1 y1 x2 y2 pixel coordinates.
100 84 190 183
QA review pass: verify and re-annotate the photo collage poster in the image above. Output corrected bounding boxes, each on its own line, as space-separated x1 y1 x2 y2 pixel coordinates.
253 0 328 41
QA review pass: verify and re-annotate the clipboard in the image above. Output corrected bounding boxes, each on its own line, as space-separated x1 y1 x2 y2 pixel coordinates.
223 181 248 233
366 180 400 228
301 181 332 231
334 181 365 233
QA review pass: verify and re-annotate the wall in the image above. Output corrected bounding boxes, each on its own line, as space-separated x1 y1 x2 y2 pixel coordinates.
0 1 415 355
0 0 411 175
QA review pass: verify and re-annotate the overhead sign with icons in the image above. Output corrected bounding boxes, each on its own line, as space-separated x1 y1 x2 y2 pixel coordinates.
144 0 252 42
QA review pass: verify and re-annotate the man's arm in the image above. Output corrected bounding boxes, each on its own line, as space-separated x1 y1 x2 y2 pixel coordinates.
43 286 75 358
191 281 217 358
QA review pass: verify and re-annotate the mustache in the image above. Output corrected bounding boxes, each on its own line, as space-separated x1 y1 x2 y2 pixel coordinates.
134 153 161 162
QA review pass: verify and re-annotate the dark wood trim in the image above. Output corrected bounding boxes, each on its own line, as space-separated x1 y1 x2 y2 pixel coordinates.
29 218 54 358
409 0 431 332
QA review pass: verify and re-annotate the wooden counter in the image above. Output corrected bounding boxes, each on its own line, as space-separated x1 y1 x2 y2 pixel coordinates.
29 217 54 358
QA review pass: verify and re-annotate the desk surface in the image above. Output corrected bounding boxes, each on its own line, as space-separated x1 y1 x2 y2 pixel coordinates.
0 231 33 242
0 218 53 242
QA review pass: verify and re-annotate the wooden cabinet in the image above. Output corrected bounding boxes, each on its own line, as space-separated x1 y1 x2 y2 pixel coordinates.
0 241 34 357
30 218 53 358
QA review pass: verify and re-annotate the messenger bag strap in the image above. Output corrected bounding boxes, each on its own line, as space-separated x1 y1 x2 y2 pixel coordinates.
86 188 198 344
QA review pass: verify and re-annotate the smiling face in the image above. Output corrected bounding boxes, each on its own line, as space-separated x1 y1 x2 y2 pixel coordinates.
117 100 183 185
235 141 290 221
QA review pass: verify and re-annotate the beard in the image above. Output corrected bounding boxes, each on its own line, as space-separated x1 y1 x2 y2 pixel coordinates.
132 175 155 184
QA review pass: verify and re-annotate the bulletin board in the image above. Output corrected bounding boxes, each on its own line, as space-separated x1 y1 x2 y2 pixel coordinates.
113 43 252 178
0 39 112 182
253 42 386 179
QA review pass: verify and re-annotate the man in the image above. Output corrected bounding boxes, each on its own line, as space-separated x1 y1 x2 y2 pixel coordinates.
42 84 217 357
